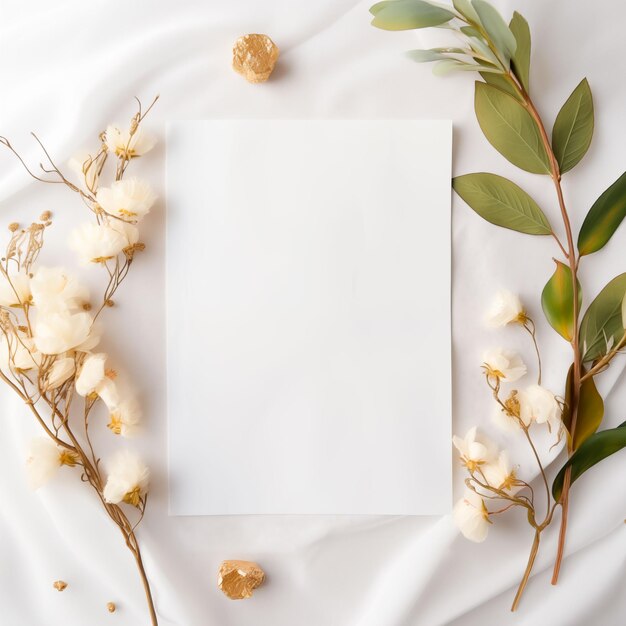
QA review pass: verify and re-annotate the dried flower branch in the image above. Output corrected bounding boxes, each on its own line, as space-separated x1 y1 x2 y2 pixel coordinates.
1 96 160 625
371 0 626 610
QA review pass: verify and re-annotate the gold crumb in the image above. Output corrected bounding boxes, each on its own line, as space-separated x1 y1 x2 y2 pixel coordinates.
53 580 68 592
107 601 116 613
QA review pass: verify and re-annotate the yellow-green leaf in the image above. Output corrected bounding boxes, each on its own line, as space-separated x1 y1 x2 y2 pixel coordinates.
509 12 531 92
474 82 551 174
579 273 626 362
552 78 594 174
562 363 604 450
541 261 582 341
578 171 626 256
453 173 551 235
479 71 522 100
553 420 626 501
370 0 455 30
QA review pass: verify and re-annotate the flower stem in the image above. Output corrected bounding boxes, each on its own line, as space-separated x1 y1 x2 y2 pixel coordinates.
130 535 159 626
511 530 541 612
508 71 582 585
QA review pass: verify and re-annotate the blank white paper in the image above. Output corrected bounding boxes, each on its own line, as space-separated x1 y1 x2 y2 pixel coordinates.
166 120 452 515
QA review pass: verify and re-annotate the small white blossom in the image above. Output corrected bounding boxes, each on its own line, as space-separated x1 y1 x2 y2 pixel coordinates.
96 179 157 221
485 290 526 327
109 219 139 246
108 397 141 437
97 377 120 409
33 311 96 355
0 270 31 307
68 152 100 190
0 333 39 371
30 266 89 313
453 489 490 542
452 426 497 471
517 385 562 430
75 352 107 396
491 401 522 433
104 125 156 159
26 437 77 490
103 449 149 506
68 223 128 264
43 356 75 391
483 348 527 382
482 451 516 491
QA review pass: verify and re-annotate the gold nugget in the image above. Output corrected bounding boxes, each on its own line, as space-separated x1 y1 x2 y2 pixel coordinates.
218 560 265 599
107 602 116 613
232 34 279 83
53 580 68 592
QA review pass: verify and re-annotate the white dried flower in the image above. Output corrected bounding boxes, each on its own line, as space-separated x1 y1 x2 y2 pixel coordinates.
75 352 107 396
26 437 77 490
30 267 89 313
97 377 120 409
517 384 561 430
103 450 149 506
453 489 490 543
96 179 157 221
491 401 522 433
0 270 31 307
109 219 139 246
483 347 527 382
67 152 100 190
104 125 156 159
33 311 96 355
68 223 128 264
485 290 526 327
452 426 497 471
43 356 75 391
108 397 141 437
0 333 40 371
482 451 517 491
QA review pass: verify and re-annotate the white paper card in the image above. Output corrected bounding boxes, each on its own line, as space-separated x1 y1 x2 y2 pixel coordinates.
167 120 452 515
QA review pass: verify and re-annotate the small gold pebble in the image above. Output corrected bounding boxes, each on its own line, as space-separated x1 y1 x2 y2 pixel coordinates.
53 580 68 592
232 34 279 83
218 560 265 600
107 602 116 613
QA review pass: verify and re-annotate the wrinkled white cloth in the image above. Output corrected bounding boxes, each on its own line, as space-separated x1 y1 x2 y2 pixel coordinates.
1 1 625 624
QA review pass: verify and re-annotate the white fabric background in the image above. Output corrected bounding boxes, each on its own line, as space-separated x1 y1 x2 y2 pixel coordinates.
0 1 625 624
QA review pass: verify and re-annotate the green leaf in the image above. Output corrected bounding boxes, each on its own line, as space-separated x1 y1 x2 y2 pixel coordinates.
579 273 626 362
474 82 551 174
479 72 521 100
562 364 604 450
433 60 499 76
541 261 582 341
406 49 448 63
552 420 626 501
370 0 455 30
453 0 480 23
453 173 552 235
578 171 626 256
472 0 517 65
552 78 594 174
509 11 531 92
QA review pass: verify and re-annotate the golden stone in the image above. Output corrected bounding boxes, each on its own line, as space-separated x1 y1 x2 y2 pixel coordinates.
107 602 116 613
232 34 279 83
53 580 68 592
217 560 265 600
